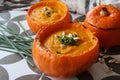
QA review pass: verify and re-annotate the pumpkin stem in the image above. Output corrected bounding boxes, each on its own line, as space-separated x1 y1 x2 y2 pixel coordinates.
100 7 109 16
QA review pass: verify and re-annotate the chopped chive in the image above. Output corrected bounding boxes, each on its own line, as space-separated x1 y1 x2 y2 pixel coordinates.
43 7 51 17
46 11 51 17
56 51 61 54
73 34 78 37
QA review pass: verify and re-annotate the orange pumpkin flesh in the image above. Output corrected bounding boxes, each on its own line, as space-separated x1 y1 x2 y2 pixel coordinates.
32 21 99 78
27 1 70 33
84 5 120 48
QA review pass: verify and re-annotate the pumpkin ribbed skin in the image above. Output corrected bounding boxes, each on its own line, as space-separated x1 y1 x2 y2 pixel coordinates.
84 5 120 48
32 21 99 78
85 5 120 29
84 21 120 48
27 1 70 33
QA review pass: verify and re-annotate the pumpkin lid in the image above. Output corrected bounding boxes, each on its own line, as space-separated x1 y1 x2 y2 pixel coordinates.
85 5 120 29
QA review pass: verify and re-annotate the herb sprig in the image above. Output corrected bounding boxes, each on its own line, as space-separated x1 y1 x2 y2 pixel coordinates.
57 36 79 46
0 22 34 67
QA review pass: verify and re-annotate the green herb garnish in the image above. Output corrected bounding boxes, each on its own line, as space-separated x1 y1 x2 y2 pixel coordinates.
56 51 61 54
46 11 51 17
57 36 79 46
43 7 51 17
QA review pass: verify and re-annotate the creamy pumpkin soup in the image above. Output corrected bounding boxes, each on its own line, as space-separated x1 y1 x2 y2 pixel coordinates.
30 5 66 24
44 25 97 56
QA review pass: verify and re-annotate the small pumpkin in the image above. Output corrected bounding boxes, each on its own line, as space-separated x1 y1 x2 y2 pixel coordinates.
27 1 70 33
84 4 120 48
32 21 99 78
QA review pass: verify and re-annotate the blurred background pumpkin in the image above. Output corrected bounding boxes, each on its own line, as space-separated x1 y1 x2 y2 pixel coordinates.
27 1 70 33
32 21 99 78
84 4 120 48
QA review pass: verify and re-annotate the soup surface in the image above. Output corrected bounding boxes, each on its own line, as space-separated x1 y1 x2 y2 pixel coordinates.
44 26 96 56
30 6 66 24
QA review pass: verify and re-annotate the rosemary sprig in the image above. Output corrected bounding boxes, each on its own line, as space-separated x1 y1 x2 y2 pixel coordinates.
0 22 34 67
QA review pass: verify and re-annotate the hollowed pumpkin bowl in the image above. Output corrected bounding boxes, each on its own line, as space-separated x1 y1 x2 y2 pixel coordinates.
32 21 99 78
27 1 70 33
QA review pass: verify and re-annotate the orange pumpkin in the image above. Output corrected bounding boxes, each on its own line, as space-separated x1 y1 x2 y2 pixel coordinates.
27 1 70 33
84 5 120 48
32 21 99 78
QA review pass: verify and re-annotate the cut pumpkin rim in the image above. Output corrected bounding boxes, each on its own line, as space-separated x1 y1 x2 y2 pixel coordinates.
85 21 120 30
